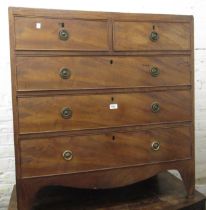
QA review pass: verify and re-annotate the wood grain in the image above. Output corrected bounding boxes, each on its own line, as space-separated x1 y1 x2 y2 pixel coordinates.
16 55 191 91
8 172 206 210
20 126 192 178
10 7 193 22
15 17 109 51
16 160 195 210
113 21 190 51
9 7 194 210
18 90 192 134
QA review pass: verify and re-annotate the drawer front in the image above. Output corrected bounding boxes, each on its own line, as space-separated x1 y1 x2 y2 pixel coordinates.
15 17 109 51
18 90 192 134
16 56 191 91
20 126 192 177
113 22 190 51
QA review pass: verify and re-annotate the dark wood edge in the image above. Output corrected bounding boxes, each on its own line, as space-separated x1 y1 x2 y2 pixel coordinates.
8 7 21 182
18 160 194 188
9 7 22 210
190 15 195 180
16 86 192 97
180 201 206 210
18 121 192 140
107 19 112 51
9 7 193 22
21 158 192 180
15 51 192 55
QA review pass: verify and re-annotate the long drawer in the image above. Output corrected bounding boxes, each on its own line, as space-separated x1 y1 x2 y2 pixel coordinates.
14 17 109 51
18 90 192 134
20 126 192 177
113 21 191 51
16 56 191 91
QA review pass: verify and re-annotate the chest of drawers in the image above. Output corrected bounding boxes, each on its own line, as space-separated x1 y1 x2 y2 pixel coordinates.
9 7 194 210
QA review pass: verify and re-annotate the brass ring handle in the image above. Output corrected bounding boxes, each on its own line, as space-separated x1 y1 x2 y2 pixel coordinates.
151 141 160 151
151 102 160 113
62 150 73 161
150 31 159 42
150 67 160 77
59 68 71 79
61 107 72 119
59 29 69 41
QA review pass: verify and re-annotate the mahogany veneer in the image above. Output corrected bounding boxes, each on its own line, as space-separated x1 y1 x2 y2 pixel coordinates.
16 56 190 90
8 172 206 210
9 7 194 210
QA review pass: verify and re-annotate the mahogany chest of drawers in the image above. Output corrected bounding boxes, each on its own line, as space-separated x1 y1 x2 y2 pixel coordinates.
9 7 194 210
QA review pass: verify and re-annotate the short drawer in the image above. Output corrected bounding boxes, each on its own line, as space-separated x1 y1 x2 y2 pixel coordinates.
18 90 192 134
113 21 191 51
14 17 109 51
16 56 191 91
20 126 192 177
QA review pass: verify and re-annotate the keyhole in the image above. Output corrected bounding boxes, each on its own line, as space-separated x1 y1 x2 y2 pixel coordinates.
110 59 113 64
153 25 155 30
60 22 65 28
112 136 115 141
111 97 114 101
